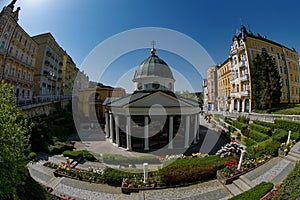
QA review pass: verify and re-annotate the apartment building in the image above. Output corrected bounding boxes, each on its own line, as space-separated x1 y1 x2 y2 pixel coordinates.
0 1 38 104
217 59 232 111
206 65 218 111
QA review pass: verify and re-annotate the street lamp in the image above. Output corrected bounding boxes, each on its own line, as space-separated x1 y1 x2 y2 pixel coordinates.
237 149 246 171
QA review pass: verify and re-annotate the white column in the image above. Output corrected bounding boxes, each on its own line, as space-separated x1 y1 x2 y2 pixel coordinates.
193 114 198 144
197 113 200 141
184 115 190 148
237 150 246 171
126 116 132 150
109 113 114 141
105 111 109 138
168 116 174 149
144 116 149 150
115 115 120 146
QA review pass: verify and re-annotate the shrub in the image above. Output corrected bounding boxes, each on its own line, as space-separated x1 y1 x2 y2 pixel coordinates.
63 150 96 161
274 119 300 133
249 124 272 136
158 155 227 186
225 117 233 125
248 130 270 142
253 120 276 130
241 136 256 147
229 182 274 200
28 152 37 161
247 139 281 158
227 125 236 133
237 116 250 124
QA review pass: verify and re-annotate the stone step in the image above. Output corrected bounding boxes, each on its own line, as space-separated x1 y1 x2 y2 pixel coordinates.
285 155 298 163
233 179 251 192
288 152 300 160
225 183 243 196
239 175 255 187
130 191 144 200
47 177 64 190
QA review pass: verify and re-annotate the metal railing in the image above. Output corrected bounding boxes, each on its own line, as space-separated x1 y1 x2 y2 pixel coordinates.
16 95 72 107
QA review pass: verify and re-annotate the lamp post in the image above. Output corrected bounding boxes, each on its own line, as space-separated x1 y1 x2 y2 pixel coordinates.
287 130 291 144
237 149 246 171
143 163 148 184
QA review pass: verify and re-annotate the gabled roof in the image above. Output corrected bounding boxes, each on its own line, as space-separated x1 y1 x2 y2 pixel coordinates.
106 90 199 108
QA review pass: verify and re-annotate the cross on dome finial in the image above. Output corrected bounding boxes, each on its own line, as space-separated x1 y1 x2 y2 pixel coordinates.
151 40 156 55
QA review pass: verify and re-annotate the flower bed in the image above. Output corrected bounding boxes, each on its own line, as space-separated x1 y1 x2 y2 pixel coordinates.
278 140 296 157
217 155 272 185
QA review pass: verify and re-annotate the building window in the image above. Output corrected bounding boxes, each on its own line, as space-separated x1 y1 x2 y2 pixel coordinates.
5 64 9 75
290 74 293 82
7 24 11 32
19 35 22 43
14 32 18 38
277 53 280 59
17 69 21 79
1 41 5 49
23 71 26 80
11 67 15 76
28 73 31 81
270 47 274 52
286 79 288 86
15 50 18 58
280 66 283 74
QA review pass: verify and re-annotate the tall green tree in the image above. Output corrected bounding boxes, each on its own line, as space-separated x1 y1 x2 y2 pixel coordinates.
252 49 282 110
0 82 30 199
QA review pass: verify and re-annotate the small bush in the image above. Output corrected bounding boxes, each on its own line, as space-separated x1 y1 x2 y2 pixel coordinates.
28 152 37 161
63 150 96 161
232 120 248 131
229 182 274 200
225 117 233 125
228 125 236 133
249 130 270 142
249 124 272 136
274 119 300 133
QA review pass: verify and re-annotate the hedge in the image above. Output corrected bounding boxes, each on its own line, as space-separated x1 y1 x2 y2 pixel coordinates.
241 136 257 147
291 132 300 141
249 130 270 142
274 119 300 133
253 120 276 130
249 124 272 136
102 167 141 185
158 155 227 186
229 182 274 200
63 150 96 161
47 141 74 155
102 154 160 165
237 116 250 124
232 120 248 131
247 139 281 158
272 129 288 143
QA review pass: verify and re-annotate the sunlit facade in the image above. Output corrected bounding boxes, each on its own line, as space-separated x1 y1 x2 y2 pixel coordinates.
217 59 232 111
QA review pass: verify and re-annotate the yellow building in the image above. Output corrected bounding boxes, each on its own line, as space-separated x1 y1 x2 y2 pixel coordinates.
229 26 300 112
77 87 126 121
61 53 78 96
32 33 65 99
217 59 232 111
0 1 38 105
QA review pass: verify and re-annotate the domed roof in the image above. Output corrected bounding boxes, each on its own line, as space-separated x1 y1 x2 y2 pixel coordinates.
133 52 174 81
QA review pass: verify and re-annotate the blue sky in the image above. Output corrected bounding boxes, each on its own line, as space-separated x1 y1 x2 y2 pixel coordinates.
2 0 300 92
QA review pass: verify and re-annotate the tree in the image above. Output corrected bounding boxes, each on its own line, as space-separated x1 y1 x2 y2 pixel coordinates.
251 49 282 110
0 82 30 199
175 90 197 99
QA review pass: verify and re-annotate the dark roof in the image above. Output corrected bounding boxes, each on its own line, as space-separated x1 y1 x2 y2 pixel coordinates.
133 54 174 80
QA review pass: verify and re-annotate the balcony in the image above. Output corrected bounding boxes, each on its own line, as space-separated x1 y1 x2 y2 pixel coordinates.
241 90 249 97
240 74 249 82
230 78 238 84
230 49 238 55
239 60 247 68
230 92 240 98
238 45 245 51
